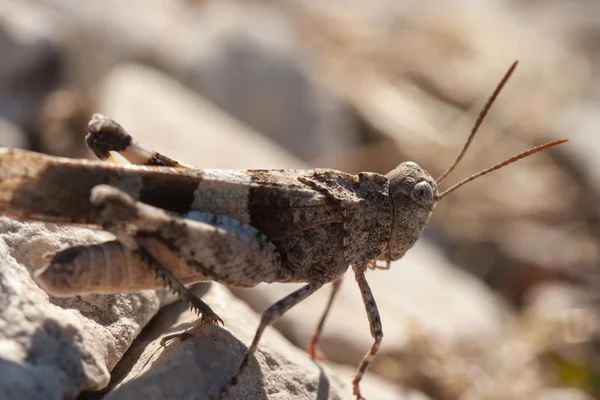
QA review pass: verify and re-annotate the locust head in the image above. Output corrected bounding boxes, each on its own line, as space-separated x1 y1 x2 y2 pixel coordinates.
382 61 568 264
386 162 437 260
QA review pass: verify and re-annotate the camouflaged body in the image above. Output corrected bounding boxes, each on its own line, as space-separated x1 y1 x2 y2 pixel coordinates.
0 150 401 286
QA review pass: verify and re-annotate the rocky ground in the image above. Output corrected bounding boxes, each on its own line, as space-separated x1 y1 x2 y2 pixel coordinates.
1 1 600 399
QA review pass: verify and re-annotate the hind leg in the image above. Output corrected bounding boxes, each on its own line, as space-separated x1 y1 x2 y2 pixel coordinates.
86 114 192 168
89 184 287 352
89 185 282 287
83 184 226 327
89 184 292 355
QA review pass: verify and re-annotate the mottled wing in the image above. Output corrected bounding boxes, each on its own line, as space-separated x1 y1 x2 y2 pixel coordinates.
189 169 345 241
0 149 344 241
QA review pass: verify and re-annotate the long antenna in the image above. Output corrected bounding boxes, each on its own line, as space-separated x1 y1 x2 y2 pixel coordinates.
436 61 519 185
436 139 568 199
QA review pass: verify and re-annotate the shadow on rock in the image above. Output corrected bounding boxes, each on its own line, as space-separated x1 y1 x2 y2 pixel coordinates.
105 325 267 400
0 319 107 400
314 362 331 400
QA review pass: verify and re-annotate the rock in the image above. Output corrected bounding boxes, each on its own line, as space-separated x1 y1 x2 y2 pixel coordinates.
36 89 92 158
522 282 600 370
231 237 509 367
524 282 596 323
0 217 162 400
105 284 430 400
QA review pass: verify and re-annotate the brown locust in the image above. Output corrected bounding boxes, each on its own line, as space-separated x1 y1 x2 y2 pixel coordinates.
0 61 567 399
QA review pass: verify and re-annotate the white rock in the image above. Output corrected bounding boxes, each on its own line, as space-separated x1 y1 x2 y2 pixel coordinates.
105 284 430 400
0 118 27 149
0 217 162 400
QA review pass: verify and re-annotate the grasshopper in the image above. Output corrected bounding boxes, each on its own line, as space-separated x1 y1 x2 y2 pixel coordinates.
0 61 567 399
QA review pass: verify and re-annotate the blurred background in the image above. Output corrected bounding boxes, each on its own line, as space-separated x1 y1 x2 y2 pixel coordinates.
1 0 600 399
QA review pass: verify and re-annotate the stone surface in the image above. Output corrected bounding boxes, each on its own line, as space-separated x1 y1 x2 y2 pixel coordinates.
105 284 430 400
0 217 162 400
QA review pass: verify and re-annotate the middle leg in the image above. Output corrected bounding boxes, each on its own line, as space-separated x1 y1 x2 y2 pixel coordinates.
307 277 343 360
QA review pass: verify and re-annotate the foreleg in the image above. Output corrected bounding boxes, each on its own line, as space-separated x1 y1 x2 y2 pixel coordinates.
352 263 383 400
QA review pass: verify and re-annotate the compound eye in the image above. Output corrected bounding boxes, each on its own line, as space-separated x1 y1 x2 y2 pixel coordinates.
410 181 434 203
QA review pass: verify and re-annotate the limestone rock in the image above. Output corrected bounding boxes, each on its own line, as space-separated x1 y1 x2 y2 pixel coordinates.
106 284 430 400
0 217 162 400
0 118 27 149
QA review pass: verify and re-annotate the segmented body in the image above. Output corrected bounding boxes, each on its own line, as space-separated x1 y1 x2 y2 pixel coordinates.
1 149 392 291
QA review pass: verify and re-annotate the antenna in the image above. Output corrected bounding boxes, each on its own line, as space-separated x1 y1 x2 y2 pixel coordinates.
436 61 519 185
436 139 568 199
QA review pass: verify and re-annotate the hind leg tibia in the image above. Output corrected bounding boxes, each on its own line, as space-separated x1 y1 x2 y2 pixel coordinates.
86 114 191 168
